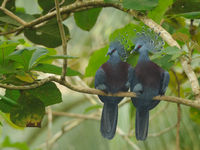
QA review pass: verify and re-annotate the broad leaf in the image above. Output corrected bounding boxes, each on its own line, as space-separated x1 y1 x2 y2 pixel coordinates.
0 90 20 113
0 0 15 16
84 105 102 113
152 55 173 70
74 8 102 31
148 0 173 23
38 0 75 14
38 55 78 63
10 92 45 127
190 107 200 125
27 82 62 106
24 19 70 48
85 46 109 77
166 1 200 19
123 0 159 10
33 63 81 76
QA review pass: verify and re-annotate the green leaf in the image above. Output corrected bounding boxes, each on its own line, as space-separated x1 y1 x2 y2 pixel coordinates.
29 47 48 69
27 82 62 106
0 90 20 113
8 48 35 71
10 92 45 127
33 63 81 76
38 55 78 63
85 45 109 77
190 107 200 125
8 47 54 70
152 55 173 70
148 0 173 23
84 105 102 113
74 8 102 31
0 15 20 26
123 0 159 10
0 40 21 66
24 19 70 48
0 111 21 129
0 0 15 16
1 136 29 150
166 1 200 19
38 0 75 14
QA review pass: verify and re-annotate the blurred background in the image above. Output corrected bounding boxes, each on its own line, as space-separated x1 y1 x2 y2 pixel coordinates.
1 0 200 150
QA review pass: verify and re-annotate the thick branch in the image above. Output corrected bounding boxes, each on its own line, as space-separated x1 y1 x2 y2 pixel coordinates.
1 76 200 109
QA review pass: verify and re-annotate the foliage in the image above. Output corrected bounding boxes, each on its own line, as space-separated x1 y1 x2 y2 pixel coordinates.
0 0 200 149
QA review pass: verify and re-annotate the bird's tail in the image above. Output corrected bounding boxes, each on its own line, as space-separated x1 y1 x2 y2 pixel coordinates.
135 109 149 141
101 102 118 140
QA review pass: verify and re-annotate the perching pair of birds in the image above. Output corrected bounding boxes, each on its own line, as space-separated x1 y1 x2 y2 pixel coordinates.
94 30 170 141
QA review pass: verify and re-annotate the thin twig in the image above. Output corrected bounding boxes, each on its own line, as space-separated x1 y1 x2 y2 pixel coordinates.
1 0 8 8
51 111 100 120
176 104 181 150
148 124 176 137
172 70 181 150
150 103 169 121
117 128 140 150
38 119 84 149
46 106 53 150
55 0 68 81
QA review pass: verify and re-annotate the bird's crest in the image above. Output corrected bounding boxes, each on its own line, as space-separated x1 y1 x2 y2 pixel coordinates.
109 39 129 62
133 27 165 53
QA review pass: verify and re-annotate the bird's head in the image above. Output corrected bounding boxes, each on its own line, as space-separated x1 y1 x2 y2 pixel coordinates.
131 28 165 55
107 41 127 61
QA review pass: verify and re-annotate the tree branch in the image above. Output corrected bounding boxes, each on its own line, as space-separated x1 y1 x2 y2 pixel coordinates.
117 128 140 150
54 0 68 81
1 76 200 109
148 124 176 137
1 0 8 8
51 111 100 120
0 7 27 25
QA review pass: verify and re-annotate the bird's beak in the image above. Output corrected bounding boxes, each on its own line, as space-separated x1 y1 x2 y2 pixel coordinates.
106 52 111 56
106 48 111 56
130 47 137 54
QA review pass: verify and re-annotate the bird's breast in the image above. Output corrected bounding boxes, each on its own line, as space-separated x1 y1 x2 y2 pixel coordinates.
102 62 130 92
135 61 164 89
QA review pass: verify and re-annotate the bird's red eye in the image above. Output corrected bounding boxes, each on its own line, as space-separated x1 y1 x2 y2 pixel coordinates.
137 45 142 49
111 49 116 54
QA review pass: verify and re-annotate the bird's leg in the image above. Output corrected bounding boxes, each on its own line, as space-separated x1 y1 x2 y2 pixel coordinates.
133 83 143 96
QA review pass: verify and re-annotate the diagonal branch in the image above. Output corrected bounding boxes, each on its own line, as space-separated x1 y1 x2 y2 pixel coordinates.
1 0 8 8
0 7 27 25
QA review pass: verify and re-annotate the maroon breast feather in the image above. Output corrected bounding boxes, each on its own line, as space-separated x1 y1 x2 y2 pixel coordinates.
101 62 130 91
135 61 164 89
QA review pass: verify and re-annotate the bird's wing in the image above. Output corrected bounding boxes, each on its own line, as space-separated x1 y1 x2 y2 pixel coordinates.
159 71 170 95
126 66 134 88
130 68 143 93
95 67 107 91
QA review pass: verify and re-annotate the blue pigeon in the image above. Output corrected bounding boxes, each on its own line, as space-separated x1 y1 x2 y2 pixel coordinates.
130 30 170 141
95 41 133 139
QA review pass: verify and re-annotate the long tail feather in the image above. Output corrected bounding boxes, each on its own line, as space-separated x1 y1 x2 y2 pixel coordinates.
100 102 118 139
135 109 149 141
